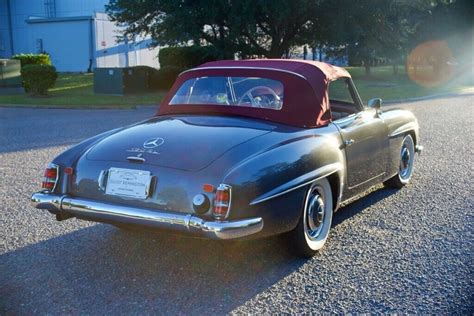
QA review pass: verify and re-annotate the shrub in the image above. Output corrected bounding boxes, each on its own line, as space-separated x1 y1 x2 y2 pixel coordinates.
159 46 220 68
21 64 58 96
12 53 52 67
129 65 156 73
149 66 185 90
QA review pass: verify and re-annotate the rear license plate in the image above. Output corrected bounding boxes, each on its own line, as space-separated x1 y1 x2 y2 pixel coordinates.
105 168 152 199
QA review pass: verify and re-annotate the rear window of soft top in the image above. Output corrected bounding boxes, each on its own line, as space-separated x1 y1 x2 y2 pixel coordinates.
169 76 284 110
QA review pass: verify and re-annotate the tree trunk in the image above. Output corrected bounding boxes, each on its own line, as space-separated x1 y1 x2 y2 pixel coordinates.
265 47 285 59
392 64 398 75
364 64 371 75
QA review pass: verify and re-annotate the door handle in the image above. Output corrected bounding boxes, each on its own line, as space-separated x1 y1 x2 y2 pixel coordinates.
343 139 354 147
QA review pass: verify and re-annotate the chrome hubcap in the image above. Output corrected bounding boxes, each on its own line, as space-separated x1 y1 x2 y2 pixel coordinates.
306 192 325 238
400 144 412 179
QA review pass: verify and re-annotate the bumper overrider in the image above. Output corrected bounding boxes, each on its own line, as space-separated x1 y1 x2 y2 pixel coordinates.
31 192 263 240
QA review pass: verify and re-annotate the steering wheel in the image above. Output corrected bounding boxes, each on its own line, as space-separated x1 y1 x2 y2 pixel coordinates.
238 86 281 108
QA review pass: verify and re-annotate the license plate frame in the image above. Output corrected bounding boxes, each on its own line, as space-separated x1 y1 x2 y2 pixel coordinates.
105 167 152 199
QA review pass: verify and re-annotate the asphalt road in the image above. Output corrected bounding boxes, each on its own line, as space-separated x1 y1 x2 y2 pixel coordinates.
0 95 473 314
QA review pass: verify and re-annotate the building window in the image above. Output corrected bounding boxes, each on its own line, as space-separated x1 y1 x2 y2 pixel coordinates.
36 39 43 53
44 0 56 18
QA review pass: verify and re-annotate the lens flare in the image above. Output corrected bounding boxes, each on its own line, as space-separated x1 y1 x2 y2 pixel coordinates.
406 40 455 87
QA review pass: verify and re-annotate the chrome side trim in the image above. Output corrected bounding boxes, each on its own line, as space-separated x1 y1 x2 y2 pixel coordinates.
31 193 263 240
347 172 385 190
179 66 307 80
250 163 342 205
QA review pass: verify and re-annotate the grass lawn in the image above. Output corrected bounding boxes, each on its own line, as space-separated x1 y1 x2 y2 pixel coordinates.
0 66 471 108
347 66 473 102
0 73 167 108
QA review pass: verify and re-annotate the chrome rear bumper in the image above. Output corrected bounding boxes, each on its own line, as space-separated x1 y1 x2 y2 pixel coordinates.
31 192 263 240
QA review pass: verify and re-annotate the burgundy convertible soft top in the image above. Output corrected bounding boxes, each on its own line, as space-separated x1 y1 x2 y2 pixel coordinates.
158 59 351 128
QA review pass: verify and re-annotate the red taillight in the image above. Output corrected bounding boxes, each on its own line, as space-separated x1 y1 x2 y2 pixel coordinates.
44 168 57 178
42 164 59 191
213 184 231 220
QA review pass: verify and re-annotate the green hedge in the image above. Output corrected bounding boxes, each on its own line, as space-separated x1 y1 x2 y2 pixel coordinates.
21 64 58 95
149 66 185 90
12 53 52 67
159 46 220 68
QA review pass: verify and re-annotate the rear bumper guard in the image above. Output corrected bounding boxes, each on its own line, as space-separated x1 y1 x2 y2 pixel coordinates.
31 192 263 240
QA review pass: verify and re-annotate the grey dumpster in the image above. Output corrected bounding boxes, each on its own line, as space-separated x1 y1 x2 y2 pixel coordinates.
94 67 155 95
0 59 22 87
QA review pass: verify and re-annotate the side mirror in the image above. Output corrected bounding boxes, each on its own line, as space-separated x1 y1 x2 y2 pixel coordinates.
368 98 382 110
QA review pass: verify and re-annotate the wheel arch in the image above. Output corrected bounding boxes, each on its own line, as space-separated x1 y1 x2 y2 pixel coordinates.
326 171 343 212
406 129 417 146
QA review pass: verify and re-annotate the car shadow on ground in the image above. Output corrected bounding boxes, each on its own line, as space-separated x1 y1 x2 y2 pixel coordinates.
332 186 399 227
1 186 399 314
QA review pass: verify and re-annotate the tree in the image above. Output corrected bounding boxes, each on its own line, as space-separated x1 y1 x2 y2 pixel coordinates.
411 0 473 65
319 0 436 75
106 0 323 59
235 1 320 58
107 0 454 74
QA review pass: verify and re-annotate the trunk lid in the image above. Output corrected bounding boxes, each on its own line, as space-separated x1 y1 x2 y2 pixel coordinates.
86 115 273 171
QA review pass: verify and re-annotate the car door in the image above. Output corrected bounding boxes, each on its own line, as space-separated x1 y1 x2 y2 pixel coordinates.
329 78 390 196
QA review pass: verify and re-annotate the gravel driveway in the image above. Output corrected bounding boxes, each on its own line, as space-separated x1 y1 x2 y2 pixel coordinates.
0 95 472 314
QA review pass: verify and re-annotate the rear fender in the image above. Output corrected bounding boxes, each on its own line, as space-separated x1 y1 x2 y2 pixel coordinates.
382 109 420 178
47 128 124 194
222 132 344 235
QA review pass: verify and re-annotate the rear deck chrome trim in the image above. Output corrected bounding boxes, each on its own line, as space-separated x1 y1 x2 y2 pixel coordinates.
126 156 146 163
31 192 263 240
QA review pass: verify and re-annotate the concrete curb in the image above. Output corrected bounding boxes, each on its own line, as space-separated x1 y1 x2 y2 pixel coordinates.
0 91 472 109
383 91 474 104
0 103 159 110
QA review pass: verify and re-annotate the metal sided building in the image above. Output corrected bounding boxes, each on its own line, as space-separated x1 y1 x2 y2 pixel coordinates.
0 0 160 72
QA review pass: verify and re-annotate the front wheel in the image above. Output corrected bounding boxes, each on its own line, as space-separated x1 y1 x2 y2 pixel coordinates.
384 134 415 189
290 178 333 257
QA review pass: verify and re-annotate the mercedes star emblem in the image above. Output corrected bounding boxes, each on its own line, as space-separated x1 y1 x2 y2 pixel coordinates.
143 137 165 149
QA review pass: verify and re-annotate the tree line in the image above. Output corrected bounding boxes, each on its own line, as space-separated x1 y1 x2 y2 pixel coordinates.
106 0 473 74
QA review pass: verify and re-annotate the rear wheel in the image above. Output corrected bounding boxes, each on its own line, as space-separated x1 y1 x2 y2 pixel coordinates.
384 134 415 189
290 178 333 257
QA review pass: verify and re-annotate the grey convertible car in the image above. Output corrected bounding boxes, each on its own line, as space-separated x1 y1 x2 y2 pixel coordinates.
32 59 422 257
